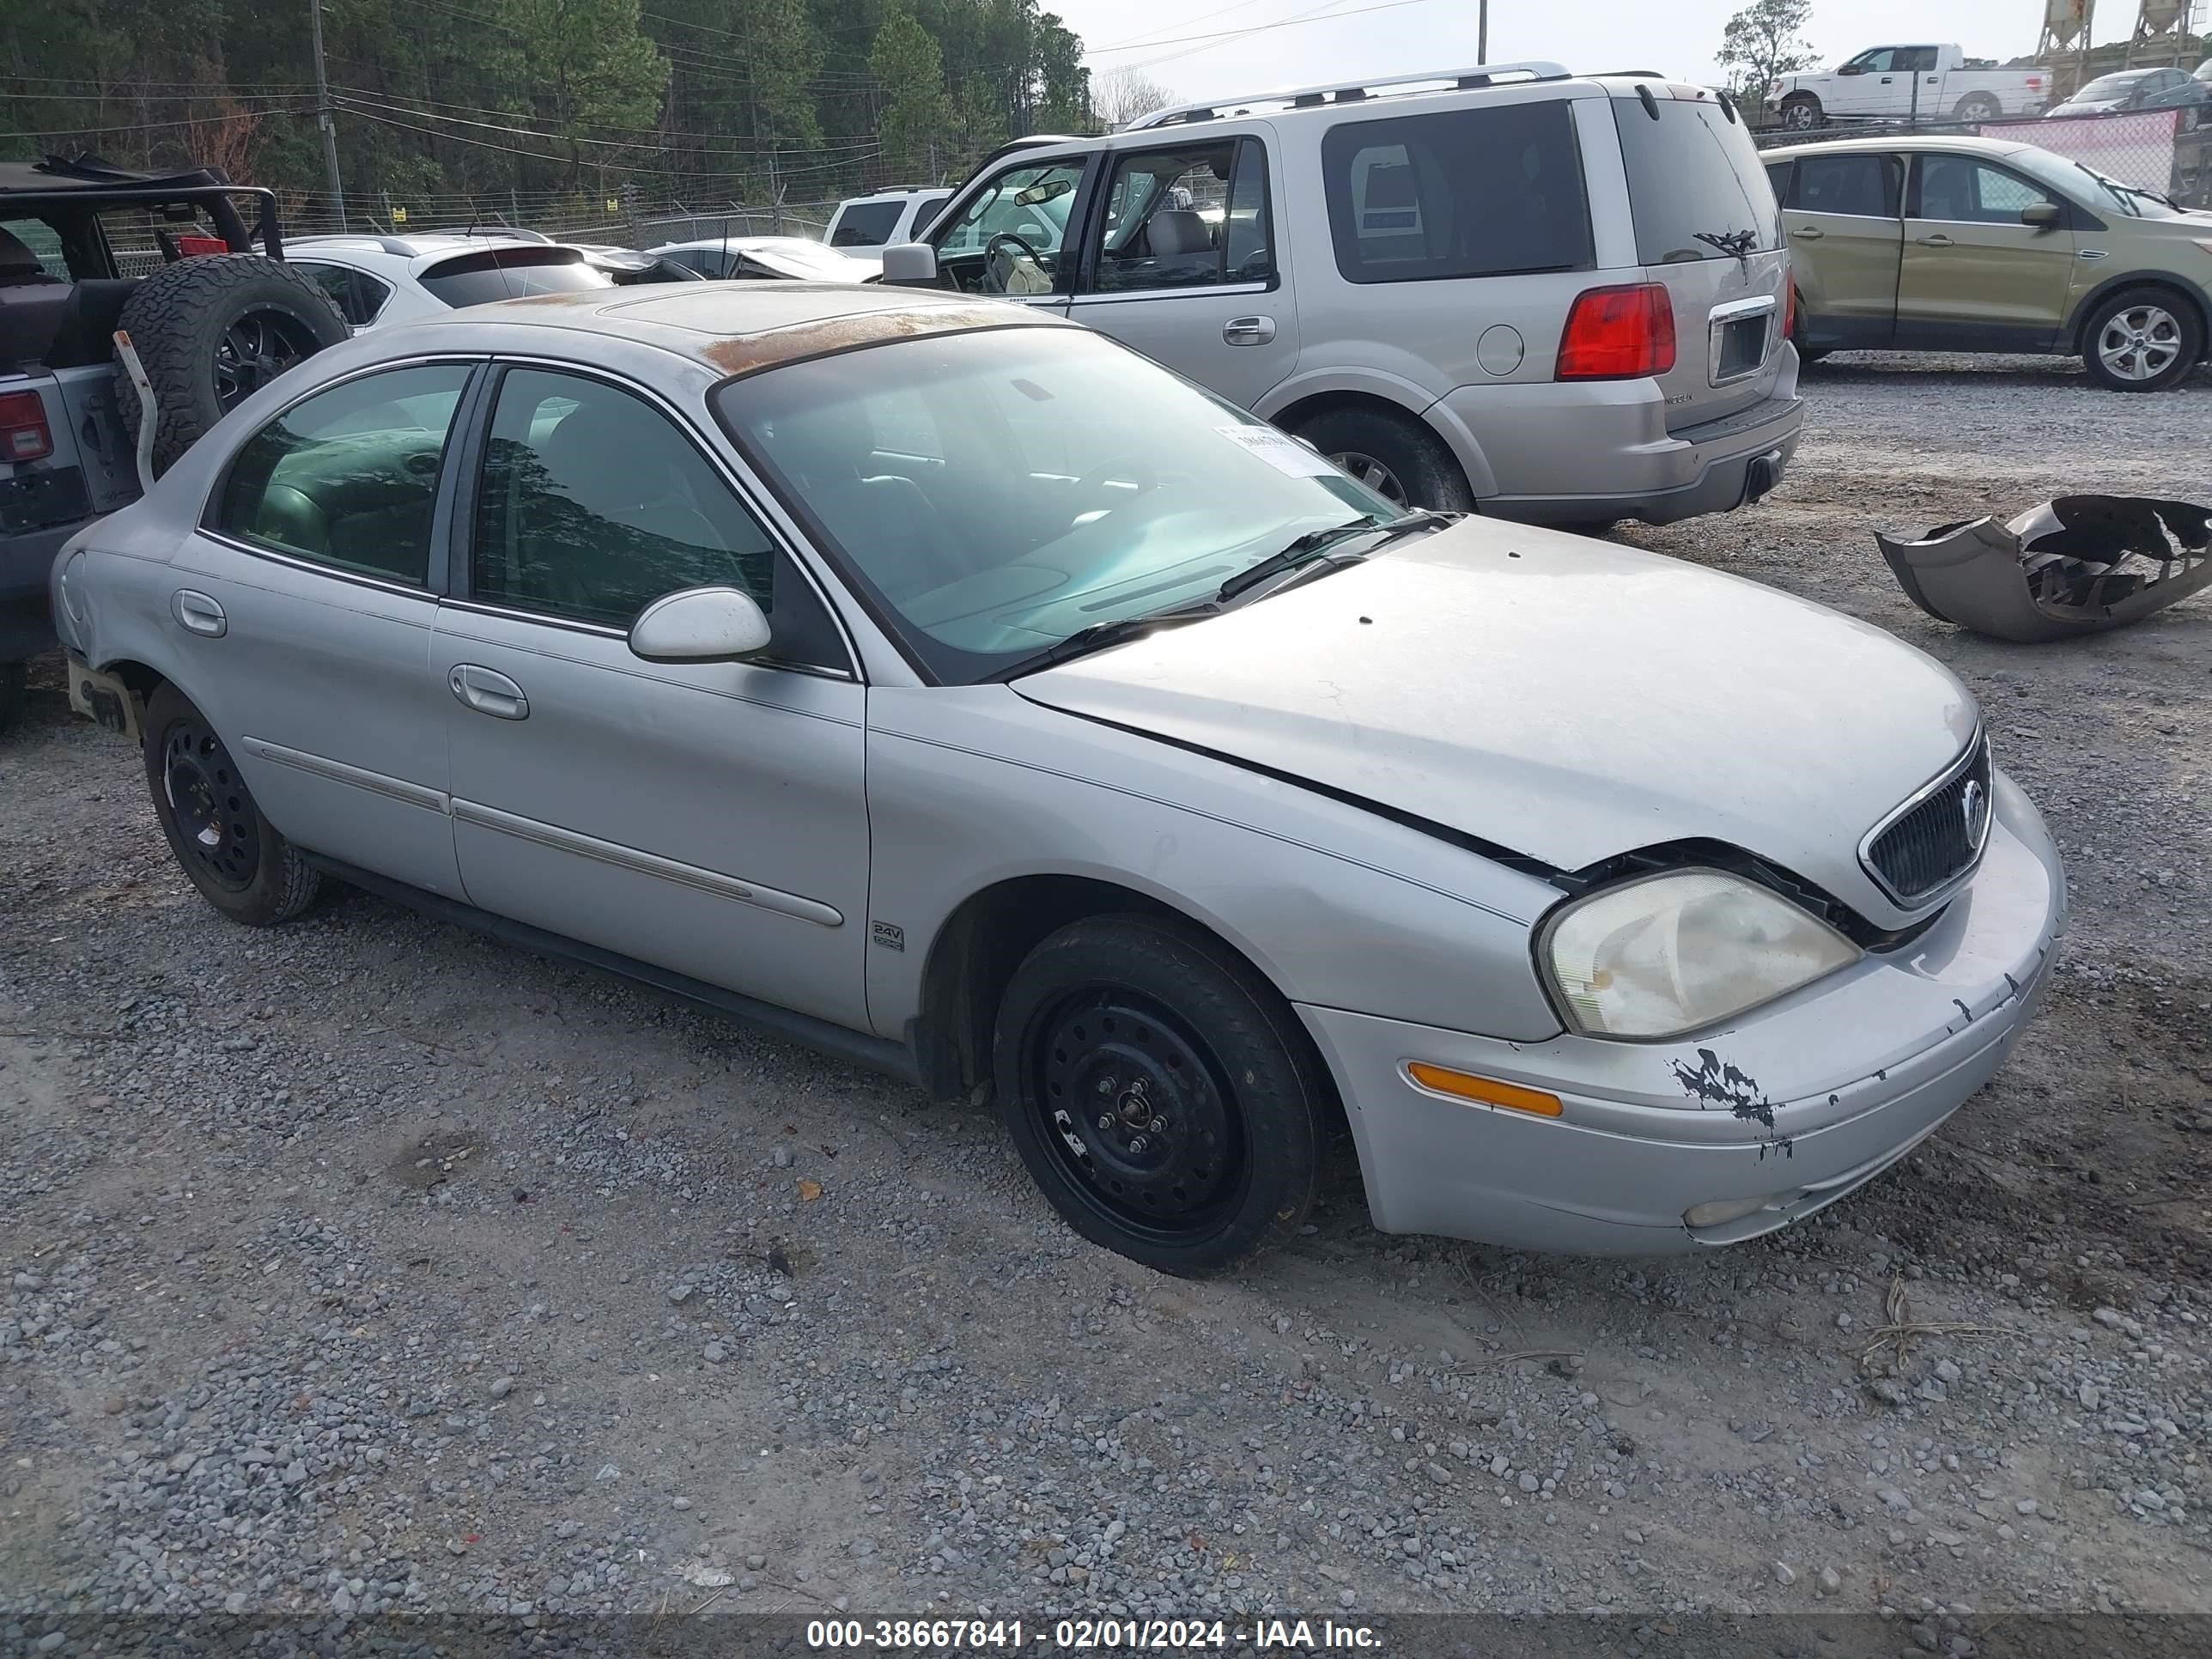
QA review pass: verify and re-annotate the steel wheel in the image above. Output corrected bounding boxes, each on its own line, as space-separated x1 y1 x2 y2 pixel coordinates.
2096 305 2184 384
212 307 319 409
1026 987 1245 1243
161 716 260 891
1329 449 1408 507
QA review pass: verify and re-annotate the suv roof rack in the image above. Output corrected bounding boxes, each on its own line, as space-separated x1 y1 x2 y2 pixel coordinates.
292 232 422 256
1123 61 1572 130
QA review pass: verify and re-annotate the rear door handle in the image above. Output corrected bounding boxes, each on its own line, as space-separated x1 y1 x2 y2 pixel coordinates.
1222 314 1276 346
1790 225 1825 240
1916 234 1955 247
450 663 528 720
170 589 227 637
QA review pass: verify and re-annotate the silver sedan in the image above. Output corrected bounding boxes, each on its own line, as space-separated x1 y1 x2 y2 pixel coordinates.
52 285 2066 1274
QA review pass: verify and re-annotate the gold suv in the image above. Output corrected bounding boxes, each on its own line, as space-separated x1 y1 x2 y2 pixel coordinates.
1765 134 2212 391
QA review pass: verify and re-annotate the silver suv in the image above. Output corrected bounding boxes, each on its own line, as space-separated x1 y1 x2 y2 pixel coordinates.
889 63 1803 525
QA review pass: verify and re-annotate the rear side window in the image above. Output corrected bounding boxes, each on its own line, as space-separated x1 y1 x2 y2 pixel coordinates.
1788 152 1901 218
1613 96 1781 264
416 247 612 307
0 217 69 279
830 202 903 247
1321 102 1593 284
216 363 472 584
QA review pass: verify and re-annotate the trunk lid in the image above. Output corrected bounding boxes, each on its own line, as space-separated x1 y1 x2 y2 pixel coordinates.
1609 88 1791 431
1012 520 1978 927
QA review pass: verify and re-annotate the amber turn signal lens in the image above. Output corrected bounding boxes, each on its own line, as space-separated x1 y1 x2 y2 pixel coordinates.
1406 1063 1564 1117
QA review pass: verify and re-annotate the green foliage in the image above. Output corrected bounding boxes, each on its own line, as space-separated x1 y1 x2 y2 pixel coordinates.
1716 0 1818 100
1 0 1091 209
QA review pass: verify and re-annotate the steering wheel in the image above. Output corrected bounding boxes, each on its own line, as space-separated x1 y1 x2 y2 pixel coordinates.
1072 456 1160 516
984 231 1049 293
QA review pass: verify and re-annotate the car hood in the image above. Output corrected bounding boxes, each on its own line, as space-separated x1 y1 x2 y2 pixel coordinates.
1012 522 1979 924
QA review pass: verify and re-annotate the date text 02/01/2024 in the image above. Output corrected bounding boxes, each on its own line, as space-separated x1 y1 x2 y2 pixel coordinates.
805 1618 1384 1650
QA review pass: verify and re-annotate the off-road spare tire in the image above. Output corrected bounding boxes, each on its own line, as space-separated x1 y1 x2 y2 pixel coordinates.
113 255 349 476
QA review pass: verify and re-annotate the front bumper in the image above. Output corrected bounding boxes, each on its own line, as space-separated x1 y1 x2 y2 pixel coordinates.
1299 770 2066 1255
1444 354 1805 527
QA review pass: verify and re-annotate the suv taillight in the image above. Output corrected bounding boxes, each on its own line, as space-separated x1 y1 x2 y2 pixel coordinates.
1556 283 1677 380
0 390 53 462
1783 283 1796 343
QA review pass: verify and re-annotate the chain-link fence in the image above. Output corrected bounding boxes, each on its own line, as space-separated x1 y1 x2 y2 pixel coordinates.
1753 106 2211 209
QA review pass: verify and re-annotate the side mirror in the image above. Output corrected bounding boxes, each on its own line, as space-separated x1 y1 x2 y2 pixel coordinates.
628 586 771 664
879 242 939 286
1838 63 1863 76
2021 202 2062 228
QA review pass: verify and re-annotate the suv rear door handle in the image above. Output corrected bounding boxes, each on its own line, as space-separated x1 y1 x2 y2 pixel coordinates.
1916 234 1956 247
170 590 227 637
450 663 529 720
1790 225 1825 240
1223 315 1276 346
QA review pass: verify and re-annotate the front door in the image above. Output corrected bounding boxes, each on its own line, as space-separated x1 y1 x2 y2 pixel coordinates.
173 360 476 896
1898 153 2076 349
432 364 871 1029
1779 149 1905 349
1063 135 1297 410
927 153 1092 313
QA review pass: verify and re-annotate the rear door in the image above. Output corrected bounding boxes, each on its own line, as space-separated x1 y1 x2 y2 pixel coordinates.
1898 152 2075 349
1778 149 1905 349
1612 91 1790 429
1064 135 1297 409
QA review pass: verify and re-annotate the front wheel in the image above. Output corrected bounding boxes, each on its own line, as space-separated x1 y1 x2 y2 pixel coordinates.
143 682 322 925
2081 287 2203 392
993 915 1324 1276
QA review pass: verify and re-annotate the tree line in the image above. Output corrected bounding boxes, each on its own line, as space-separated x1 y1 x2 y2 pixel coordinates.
2 0 1098 208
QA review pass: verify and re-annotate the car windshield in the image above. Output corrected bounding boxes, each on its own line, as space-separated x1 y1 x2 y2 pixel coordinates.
2008 147 2185 218
714 327 1394 683
2076 71 2158 98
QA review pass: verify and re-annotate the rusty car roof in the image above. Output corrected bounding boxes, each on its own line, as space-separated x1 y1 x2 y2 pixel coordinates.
402 282 1068 374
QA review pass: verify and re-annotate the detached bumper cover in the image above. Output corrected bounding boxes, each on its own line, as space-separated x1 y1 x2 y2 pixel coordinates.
1301 770 2066 1254
1878 495 2212 642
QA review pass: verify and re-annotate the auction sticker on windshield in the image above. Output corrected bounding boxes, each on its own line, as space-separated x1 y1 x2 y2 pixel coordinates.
1216 423 1341 477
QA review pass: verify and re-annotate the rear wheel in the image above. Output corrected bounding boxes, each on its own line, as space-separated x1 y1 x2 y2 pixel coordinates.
114 256 349 476
1289 406 1475 513
1953 93 2002 123
2080 286 2203 392
993 915 1323 1276
1779 94 1823 131
143 683 321 925
0 659 26 736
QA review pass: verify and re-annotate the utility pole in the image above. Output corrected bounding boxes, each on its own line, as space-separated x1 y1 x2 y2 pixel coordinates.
1478 0 1489 64
309 0 346 230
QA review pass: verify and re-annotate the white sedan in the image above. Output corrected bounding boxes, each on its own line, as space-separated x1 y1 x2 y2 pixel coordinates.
52 284 2065 1274
647 235 882 283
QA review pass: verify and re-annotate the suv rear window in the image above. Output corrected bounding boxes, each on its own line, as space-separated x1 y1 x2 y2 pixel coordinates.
416 247 611 307
830 202 904 246
1321 102 1593 284
1613 96 1781 264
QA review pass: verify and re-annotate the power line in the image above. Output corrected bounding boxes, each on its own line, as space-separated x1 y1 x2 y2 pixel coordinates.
335 88 882 155
1 104 315 141
1090 0 1425 60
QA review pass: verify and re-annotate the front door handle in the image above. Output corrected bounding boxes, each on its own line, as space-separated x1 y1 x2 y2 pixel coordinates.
1790 225 1826 240
1916 234 1956 247
450 663 529 720
1222 314 1277 346
171 589 227 637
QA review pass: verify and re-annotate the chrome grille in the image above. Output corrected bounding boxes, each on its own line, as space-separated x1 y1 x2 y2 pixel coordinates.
1862 738 1992 906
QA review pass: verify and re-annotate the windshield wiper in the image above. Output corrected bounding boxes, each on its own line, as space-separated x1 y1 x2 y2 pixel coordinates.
989 605 1219 680
1215 510 1451 604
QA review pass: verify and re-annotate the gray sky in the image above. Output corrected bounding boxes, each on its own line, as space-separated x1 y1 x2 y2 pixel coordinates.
1067 1 2045 107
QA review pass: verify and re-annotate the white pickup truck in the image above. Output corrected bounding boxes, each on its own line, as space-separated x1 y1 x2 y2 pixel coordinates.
1767 45 2051 131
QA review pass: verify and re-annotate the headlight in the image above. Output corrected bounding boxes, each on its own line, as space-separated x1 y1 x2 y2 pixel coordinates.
1540 870 1862 1039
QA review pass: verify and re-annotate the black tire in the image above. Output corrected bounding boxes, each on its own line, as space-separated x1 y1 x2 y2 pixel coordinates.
1289 406 1476 513
113 256 349 477
993 915 1324 1276
2078 285 2204 393
0 659 25 737
143 682 321 925
1798 347 1833 364
1953 93 2002 123
1779 94 1822 131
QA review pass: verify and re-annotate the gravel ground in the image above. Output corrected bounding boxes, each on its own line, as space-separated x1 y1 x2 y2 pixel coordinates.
2 353 2209 1656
